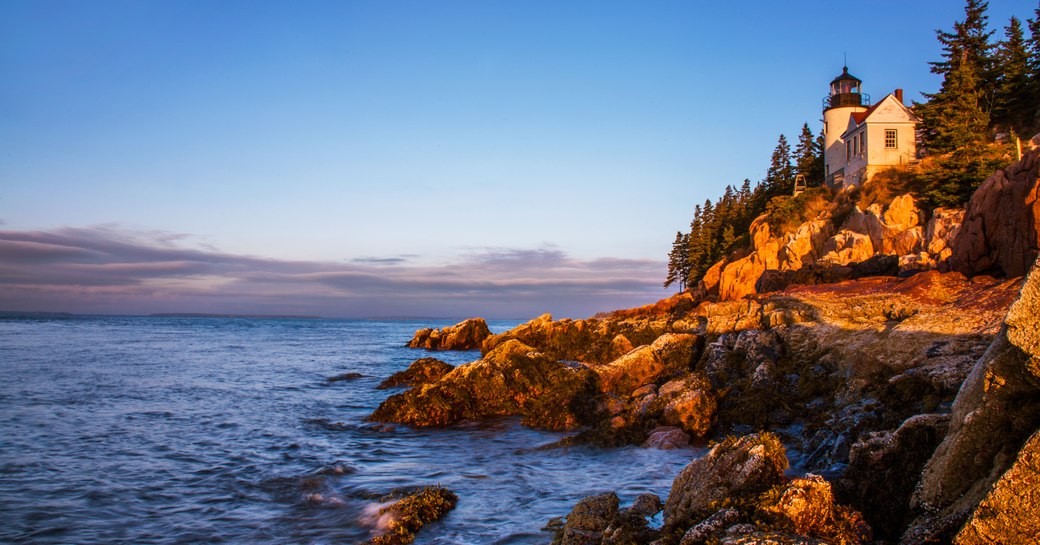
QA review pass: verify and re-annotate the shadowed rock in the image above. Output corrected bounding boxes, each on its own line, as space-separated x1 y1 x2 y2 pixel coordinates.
362 486 458 545
377 358 454 389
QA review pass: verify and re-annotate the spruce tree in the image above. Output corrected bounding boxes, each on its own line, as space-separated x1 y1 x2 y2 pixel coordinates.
1028 8 1040 133
917 0 993 153
794 123 823 185
664 231 688 291
765 134 794 198
993 17 1032 137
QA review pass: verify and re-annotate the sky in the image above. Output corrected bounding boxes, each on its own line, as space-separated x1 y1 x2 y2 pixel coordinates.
1 0 1034 319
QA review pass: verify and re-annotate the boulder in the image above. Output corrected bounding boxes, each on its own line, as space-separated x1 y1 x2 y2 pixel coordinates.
925 207 964 267
951 148 1040 277
760 475 870 545
659 373 717 438
482 313 668 365
842 194 924 256
719 253 768 301
369 340 601 431
551 492 619 545
777 219 835 272
954 429 1040 544
836 413 950 541
642 426 692 450
595 346 663 396
406 318 491 350
377 358 454 389
907 256 1040 542
362 486 458 545
819 231 875 266
662 433 788 533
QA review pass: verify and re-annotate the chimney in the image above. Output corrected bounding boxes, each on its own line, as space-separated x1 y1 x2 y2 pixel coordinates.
895 88 904 104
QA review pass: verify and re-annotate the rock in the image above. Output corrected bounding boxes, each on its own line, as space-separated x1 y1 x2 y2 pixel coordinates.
951 148 1040 277
954 428 1040 544
652 333 705 373
362 486 458 545
907 256 1040 542
660 374 717 438
594 334 703 397
595 346 664 397
482 313 668 365
406 318 491 350
836 413 950 541
377 358 454 389
777 219 835 272
327 372 364 382
850 254 899 277
925 207 964 267
760 475 871 545
719 253 769 301
819 231 875 265
700 259 727 298
842 194 924 256
662 433 788 533
642 426 692 450
551 492 620 545
678 508 740 545
369 340 601 431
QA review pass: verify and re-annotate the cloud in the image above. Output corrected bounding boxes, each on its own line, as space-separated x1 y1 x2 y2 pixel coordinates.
0 225 670 319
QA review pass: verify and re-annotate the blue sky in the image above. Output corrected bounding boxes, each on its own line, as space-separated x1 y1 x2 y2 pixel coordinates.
0 0 1034 318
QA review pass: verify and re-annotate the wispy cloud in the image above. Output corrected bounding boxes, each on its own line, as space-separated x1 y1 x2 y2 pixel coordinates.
0 226 668 319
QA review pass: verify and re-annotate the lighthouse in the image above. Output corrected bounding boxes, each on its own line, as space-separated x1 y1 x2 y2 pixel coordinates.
822 67 869 187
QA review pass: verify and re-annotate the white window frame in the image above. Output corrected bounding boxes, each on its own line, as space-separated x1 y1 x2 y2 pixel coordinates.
885 129 897 149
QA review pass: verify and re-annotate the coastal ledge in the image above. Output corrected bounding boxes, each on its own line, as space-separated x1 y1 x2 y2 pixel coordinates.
406 317 491 350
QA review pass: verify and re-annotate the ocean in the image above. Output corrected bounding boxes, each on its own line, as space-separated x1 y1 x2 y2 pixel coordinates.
0 315 698 544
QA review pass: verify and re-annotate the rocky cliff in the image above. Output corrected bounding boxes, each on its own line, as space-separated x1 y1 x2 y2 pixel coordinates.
701 148 1039 303
381 149 1040 544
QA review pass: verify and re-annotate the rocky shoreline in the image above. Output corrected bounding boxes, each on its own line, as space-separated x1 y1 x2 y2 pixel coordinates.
367 150 1040 544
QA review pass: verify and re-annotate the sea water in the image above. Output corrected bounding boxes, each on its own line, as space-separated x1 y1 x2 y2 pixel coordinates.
0 315 698 544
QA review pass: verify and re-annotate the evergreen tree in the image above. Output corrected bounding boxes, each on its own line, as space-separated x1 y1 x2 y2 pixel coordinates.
992 17 1033 137
1028 8 1040 132
664 231 688 291
794 123 824 185
764 134 794 198
917 0 993 153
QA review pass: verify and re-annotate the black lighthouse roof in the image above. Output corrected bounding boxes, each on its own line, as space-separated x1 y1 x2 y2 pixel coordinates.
830 66 862 85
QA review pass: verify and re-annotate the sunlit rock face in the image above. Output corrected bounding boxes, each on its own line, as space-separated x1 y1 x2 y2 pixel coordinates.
481 313 669 365
904 255 1040 544
951 148 1040 278
369 340 601 431
406 317 491 350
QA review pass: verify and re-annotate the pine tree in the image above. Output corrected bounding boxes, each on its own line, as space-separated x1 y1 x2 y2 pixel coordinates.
992 17 1033 137
664 231 688 291
794 123 823 185
765 134 794 198
1028 8 1040 133
917 0 993 153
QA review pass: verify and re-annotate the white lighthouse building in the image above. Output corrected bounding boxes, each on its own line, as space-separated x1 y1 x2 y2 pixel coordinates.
822 67 918 188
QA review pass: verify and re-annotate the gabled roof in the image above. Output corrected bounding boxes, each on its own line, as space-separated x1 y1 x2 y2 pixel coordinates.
841 92 918 139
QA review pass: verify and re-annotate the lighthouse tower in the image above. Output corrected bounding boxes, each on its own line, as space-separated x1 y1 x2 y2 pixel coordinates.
822 67 869 187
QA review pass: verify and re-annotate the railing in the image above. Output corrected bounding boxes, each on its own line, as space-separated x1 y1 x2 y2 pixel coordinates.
822 92 871 110
824 168 845 189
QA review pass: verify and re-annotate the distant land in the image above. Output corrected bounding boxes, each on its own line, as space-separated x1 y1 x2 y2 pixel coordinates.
149 313 323 319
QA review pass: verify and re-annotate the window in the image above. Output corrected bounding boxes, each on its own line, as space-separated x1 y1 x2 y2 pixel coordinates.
846 140 851 160
885 129 898 149
860 133 866 155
